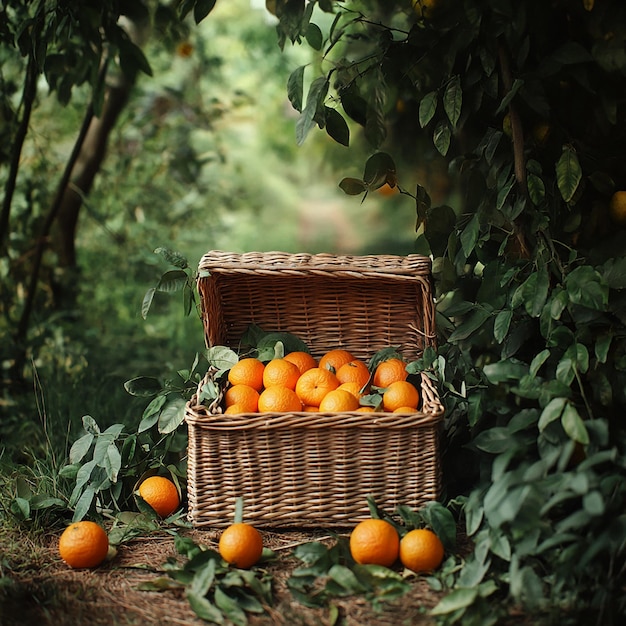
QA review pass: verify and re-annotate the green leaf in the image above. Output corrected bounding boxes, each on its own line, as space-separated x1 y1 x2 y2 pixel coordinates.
602 257 626 289
339 178 366 195
296 76 329 145
305 22 323 50
433 120 451 156
430 587 479 615
82 415 101 436
363 152 396 188
443 75 462 127
496 78 524 114
207 346 239 372
556 146 582 203
460 214 480 258
214 587 247 626
158 397 186 434
193 0 217 23
324 107 349 146
186 590 224 623
69 433 94 464
287 65 305 112
419 91 437 128
494 309 512 343
538 397 567 431
482 359 528 383
72 485 96 522
124 376 162 397
141 287 156 320
565 266 608 310
154 247 189 269
527 173 546 205
448 307 491 342
594 333 612 364
157 270 189 293
561 403 589 444
530 349 550 377
139 395 167 433
328 564 367 594
473 427 512 454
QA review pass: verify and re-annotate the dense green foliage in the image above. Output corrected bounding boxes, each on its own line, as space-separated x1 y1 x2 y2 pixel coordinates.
272 0 626 623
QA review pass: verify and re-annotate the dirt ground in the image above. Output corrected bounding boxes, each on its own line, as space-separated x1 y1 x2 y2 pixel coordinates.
0 527 447 626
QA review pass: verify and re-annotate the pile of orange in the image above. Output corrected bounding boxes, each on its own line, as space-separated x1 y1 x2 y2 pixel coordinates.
349 518 445 573
223 349 421 414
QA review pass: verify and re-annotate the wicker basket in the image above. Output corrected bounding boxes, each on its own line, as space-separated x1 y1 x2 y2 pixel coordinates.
185 251 444 528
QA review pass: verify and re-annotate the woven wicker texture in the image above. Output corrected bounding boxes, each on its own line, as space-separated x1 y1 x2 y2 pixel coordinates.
186 251 444 528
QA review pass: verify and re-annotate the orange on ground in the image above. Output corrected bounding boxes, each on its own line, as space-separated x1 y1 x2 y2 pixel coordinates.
373 358 408 388
399 528 445 573
319 389 360 412
295 367 339 407
349 518 400 567
336 359 371 388
228 358 265 392
262 358 301 390
218 522 264 569
338 382 365 398
383 380 420 412
224 384 259 412
283 351 318 375
58 521 109 569
258 386 302 412
318 349 355 373
138 475 180 517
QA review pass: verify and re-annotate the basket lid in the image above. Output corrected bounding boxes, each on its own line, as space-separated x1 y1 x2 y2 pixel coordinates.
196 251 436 362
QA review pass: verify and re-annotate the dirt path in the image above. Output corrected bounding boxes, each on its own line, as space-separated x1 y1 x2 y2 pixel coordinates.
1 527 442 626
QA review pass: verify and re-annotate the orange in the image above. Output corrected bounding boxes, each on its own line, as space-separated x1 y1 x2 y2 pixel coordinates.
609 190 626 226
338 382 364 398
295 367 340 407
318 389 360 412
393 406 417 413
349 518 400 567
283 351 318 375
58 521 109 569
224 403 249 414
219 522 264 568
303 405 320 412
228 358 265 392
399 528 445 573
262 359 301 390
138 475 180 517
373 358 408 388
356 406 376 413
258 386 302 412
382 380 420 412
336 359 371 388
318 349 355 373
224 384 259 412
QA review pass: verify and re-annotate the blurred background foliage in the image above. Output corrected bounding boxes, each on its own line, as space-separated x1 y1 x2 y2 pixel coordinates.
1 0 424 460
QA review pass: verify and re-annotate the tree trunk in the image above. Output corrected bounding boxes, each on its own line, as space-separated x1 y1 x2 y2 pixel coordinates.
50 74 132 308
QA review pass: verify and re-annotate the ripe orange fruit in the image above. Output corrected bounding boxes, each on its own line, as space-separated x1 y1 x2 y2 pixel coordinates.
224 384 259 412
319 388 360 412
349 518 400 567
283 351 318 375
224 403 248 414
262 359 301 390
258 386 302 412
338 381 364 398
393 406 417 413
336 359 371 388
58 521 109 569
295 367 340 407
318 349 355 373
399 528 445 573
219 522 264 568
228 358 265 392
609 190 626 226
303 405 320 412
382 380 420 412
373 358 408 388
138 475 180 517
356 406 376 413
